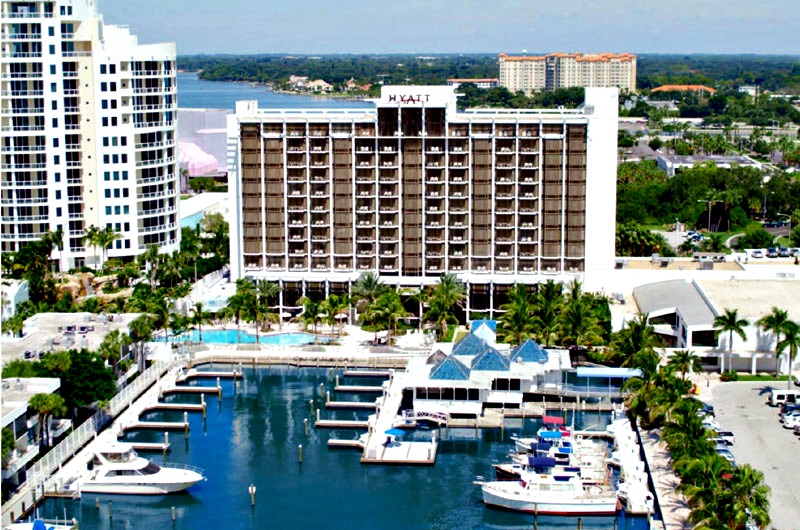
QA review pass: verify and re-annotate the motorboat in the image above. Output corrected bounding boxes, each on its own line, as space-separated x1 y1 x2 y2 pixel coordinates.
476 472 619 515
5 520 77 530
73 443 205 494
495 449 609 484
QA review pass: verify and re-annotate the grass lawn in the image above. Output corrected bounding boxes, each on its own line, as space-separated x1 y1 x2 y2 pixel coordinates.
735 373 789 382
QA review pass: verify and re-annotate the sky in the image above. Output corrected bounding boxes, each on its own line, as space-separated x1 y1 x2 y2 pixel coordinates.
101 0 800 55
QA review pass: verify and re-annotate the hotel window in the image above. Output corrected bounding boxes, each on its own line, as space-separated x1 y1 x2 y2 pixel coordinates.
105 206 111 215
123 206 129 214
104 189 110 198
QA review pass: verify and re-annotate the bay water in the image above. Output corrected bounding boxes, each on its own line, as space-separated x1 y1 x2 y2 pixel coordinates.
37 366 647 530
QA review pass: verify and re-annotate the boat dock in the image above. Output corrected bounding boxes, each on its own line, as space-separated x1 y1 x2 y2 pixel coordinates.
325 401 377 410
334 385 385 393
163 385 221 395
314 419 370 429
142 402 206 413
127 442 171 452
327 439 365 450
176 369 241 383
342 370 393 378
118 420 189 433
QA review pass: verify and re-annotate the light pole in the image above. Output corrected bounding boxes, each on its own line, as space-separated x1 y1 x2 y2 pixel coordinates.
697 199 720 232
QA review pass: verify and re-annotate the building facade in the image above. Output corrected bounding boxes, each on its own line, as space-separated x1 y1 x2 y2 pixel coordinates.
499 53 636 95
227 86 618 319
1 0 179 270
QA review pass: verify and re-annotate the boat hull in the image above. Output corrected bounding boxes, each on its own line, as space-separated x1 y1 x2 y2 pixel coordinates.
79 479 202 495
480 483 618 516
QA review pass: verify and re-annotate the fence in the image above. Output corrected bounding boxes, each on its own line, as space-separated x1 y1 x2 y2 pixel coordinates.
2 360 172 525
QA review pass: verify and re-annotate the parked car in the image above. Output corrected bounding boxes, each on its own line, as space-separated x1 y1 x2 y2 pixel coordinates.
791 248 800 258
766 247 778 258
751 249 764 258
716 448 736 465
779 247 791 258
783 415 800 429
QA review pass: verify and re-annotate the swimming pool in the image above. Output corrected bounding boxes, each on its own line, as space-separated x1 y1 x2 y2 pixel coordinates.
157 329 324 346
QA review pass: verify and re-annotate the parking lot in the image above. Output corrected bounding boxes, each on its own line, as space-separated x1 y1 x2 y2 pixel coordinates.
710 382 800 530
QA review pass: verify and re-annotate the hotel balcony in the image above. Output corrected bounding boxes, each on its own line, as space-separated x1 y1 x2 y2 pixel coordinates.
334 258 353 271
448 258 466 271
357 258 376 270
1 435 38 479
379 258 398 272
356 143 374 153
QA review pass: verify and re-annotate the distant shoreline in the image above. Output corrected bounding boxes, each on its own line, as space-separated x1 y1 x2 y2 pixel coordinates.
178 71 366 101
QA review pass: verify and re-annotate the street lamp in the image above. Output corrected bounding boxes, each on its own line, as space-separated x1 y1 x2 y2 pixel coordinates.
697 199 721 232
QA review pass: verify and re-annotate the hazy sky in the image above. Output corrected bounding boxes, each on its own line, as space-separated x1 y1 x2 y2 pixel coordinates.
101 0 800 55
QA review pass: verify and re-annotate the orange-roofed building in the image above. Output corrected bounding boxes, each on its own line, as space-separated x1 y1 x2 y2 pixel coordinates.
651 84 717 94
499 52 636 95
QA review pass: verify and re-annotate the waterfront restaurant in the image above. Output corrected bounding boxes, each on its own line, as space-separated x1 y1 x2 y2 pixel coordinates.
403 332 570 418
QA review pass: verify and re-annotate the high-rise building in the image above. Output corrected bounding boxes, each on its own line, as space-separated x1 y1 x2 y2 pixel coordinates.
1 0 179 270
499 53 636 95
227 86 617 319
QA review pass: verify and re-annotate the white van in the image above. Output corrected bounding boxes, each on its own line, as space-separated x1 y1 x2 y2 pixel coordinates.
769 389 800 407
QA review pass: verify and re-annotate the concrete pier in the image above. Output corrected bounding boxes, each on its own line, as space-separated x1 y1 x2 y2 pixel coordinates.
342 370 393 378
314 419 370 429
334 385 384 393
141 402 205 413
163 386 220 395
176 369 241 383
118 421 189 433
325 401 377 410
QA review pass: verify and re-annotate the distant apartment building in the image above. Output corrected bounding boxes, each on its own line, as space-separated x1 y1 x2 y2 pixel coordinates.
446 78 499 90
499 52 636 95
1 0 179 270
226 86 618 320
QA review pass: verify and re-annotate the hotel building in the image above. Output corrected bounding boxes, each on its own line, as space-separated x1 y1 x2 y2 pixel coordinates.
499 53 636 95
227 86 618 319
1 0 179 269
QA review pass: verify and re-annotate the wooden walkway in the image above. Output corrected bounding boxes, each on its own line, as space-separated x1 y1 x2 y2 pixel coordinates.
639 427 690 530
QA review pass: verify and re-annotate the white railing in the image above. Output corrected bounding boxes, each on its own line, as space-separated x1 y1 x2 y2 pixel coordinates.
1 361 172 525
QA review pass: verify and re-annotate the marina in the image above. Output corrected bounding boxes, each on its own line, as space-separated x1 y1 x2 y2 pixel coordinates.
24 364 650 530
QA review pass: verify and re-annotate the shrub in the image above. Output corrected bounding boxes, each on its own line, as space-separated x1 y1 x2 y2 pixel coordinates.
720 370 739 382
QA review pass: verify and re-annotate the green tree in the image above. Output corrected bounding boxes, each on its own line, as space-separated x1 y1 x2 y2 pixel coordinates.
97 329 132 368
534 280 563 347
497 284 537 345
1 427 15 464
321 293 350 337
1 359 38 378
422 273 466 339
298 296 323 338
95 226 121 270
776 320 800 389
28 393 66 447
364 290 407 339
667 349 703 382
757 307 790 377
713 308 748 374
256 280 281 331
190 302 212 342
82 225 102 269
610 313 662 366
1 314 25 338
188 176 217 193
129 314 154 370
351 271 388 313
718 465 771 529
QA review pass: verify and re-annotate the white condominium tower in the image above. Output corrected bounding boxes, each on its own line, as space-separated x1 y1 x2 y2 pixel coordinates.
499 52 636 95
227 86 618 320
1 0 178 270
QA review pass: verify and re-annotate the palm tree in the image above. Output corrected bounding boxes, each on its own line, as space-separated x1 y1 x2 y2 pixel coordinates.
82 225 102 269
190 302 212 342
757 307 789 377
42 227 64 273
667 349 702 381
321 293 350 337
128 314 154 371
713 308 748 374
422 273 466 339
560 296 604 347
497 284 536 345
28 394 66 447
611 313 661 366
140 244 161 289
256 280 281 331
298 296 323 337
366 291 407 339
777 320 800 389
534 280 563 347
149 297 171 340
718 465 771 529
351 271 387 313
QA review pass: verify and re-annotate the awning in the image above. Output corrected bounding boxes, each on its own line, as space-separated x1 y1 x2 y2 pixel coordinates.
539 430 563 440
575 367 642 379
542 415 565 425
384 428 405 437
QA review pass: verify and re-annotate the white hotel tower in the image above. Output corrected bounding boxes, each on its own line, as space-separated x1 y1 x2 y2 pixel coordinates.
1 0 179 269
227 86 618 320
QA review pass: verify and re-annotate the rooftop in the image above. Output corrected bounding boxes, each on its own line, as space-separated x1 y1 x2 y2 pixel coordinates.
651 84 716 94
633 279 717 327
657 154 761 167
697 279 800 323
2 377 61 426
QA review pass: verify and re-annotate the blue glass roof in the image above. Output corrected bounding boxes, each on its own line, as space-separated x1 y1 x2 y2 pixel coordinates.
470 319 497 333
511 339 549 363
429 355 471 380
471 346 511 371
451 333 489 357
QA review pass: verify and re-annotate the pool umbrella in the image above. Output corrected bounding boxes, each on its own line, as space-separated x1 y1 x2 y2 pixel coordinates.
334 312 348 320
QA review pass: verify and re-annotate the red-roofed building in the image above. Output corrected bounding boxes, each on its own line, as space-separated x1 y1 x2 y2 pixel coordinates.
651 84 717 94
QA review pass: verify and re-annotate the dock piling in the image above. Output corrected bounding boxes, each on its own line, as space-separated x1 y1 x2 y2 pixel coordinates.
326 390 330 404
309 399 314 414
184 412 189 439
316 409 320 422
164 432 169 459
304 418 309 436
95 498 99 509
217 377 222 398
577 517 582 530
249 484 256 507
335 374 339 387
109 501 112 519
171 506 176 521
298 444 303 463
201 394 206 418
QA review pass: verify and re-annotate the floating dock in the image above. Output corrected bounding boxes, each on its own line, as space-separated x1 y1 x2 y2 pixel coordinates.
119 421 189 433
327 439 365 450
163 386 220 395
315 419 369 429
334 385 384 393
127 442 170 452
176 369 241 383
142 402 205 413
325 401 377 410
342 370 393 378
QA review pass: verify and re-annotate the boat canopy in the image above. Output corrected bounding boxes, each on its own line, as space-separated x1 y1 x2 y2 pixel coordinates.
530 456 556 468
542 415 564 425
539 430 563 440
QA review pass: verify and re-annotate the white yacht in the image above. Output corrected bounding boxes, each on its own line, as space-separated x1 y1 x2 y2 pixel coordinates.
5 520 77 530
477 473 619 515
75 444 205 495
